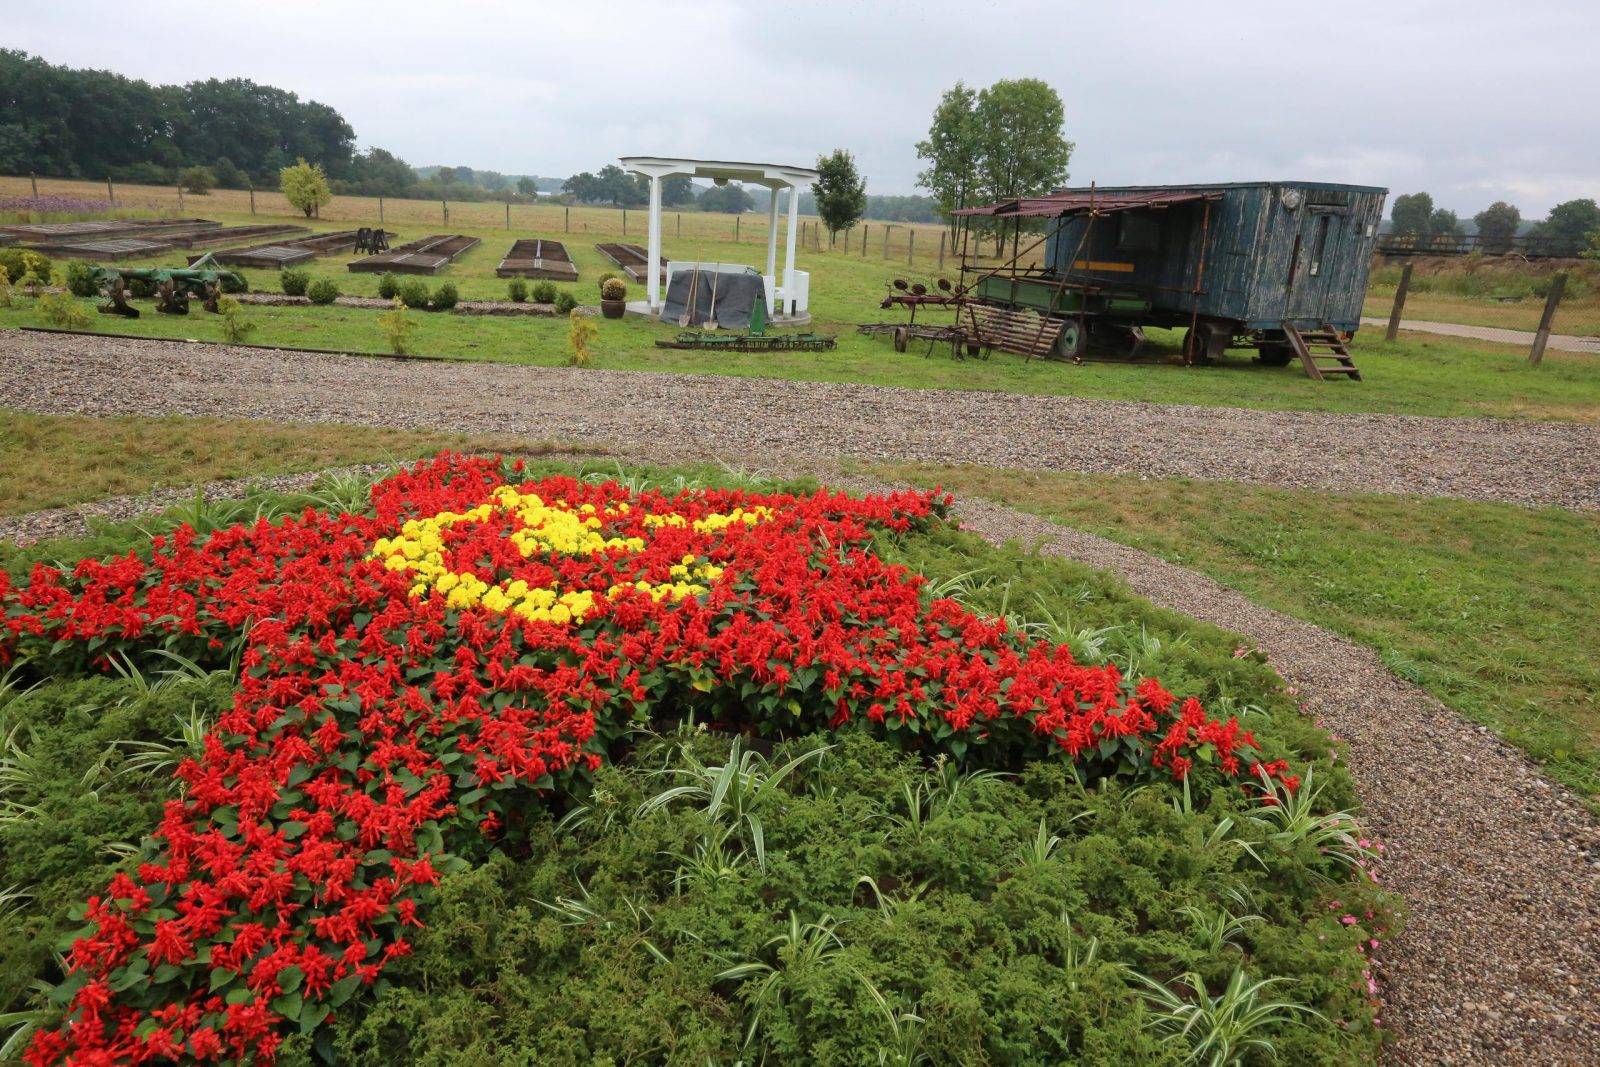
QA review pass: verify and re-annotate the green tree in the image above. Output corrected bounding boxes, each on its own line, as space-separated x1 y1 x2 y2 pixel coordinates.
812 149 867 243
1427 208 1463 247
971 78 1072 252
915 81 981 231
516 177 539 197
347 148 416 198
698 183 754 214
1473 201 1520 252
279 157 332 218
1533 198 1600 256
1390 192 1434 240
661 176 696 206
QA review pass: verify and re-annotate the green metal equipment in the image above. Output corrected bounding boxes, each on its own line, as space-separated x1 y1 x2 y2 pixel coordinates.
655 293 836 352
93 252 246 318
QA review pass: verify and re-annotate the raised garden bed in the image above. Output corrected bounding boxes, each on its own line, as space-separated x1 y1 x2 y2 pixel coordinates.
198 230 390 269
595 241 669 285
0 218 219 243
495 238 578 280
163 223 308 249
347 234 480 275
18 237 186 261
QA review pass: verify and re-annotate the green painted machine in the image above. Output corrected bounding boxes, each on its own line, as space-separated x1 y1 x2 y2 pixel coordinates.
654 294 836 352
93 252 246 317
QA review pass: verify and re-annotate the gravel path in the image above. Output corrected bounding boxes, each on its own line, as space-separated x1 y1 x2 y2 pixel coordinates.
2 332 1596 510
6 454 1599 1063
1361 315 1600 353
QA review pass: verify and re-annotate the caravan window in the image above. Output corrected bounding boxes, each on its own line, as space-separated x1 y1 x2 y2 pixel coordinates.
1116 213 1161 252
1309 215 1332 277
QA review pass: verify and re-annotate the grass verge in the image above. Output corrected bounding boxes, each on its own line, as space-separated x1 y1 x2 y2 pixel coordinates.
868 462 1600 801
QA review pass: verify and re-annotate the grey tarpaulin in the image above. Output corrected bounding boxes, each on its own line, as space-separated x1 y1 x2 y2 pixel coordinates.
659 264 767 329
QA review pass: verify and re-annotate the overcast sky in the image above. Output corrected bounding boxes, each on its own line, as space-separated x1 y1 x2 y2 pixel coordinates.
9 0 1597 215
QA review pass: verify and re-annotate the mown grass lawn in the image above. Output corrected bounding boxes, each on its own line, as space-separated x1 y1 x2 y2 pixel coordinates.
5 210 1598 422
0 409 560 516
868 462 1600 802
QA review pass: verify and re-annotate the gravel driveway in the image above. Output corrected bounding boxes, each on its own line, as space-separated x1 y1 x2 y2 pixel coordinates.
1 331 1596 510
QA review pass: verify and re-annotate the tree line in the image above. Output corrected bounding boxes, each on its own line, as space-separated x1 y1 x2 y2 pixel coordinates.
1390 192 1600 257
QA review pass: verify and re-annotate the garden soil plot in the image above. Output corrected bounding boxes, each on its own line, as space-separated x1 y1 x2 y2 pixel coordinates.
19 223 299 260
347 234 479 275
1 331 1595 510
0 218 219 243
595 241 668 285
206 229 388 269
495 237 578 279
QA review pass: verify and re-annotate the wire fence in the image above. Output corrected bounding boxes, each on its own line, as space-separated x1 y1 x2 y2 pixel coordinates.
1 174 981 270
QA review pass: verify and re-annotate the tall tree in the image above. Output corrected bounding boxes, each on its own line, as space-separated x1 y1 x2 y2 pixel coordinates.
1533 198 1600 256
1473 201 1520 252
661 176 696 206
698 183 753 214
1427 208 1463 247
1390 192 1434 239
915 81 981 232
516 177 539 197
812 149 867 244
971 79 1072 252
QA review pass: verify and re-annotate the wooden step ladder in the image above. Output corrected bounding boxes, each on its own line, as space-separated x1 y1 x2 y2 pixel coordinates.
1284 323 1361 381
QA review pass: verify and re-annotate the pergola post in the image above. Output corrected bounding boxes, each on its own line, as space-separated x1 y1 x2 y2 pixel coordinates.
764 186 780 283
646 175 662 310
782 185 800 314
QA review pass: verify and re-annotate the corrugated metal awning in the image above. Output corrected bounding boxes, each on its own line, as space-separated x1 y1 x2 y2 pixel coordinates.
951 189 1222 218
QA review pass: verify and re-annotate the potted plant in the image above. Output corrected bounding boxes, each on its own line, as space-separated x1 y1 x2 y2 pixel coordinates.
600 277 627 319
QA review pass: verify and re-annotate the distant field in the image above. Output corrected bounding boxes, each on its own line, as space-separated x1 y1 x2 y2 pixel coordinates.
3 180 1598 422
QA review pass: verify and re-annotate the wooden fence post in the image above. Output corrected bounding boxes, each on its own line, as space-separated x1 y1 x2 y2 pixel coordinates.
862 224 869 257
677 212 682 237
735 215 741 242
378 197 385 227
908 230 915 265
106 176 115 205
505 202 511 230
30 173 38 198
623 208 627 236
564 206 569 233
882 225 890 260
1528 272 1567 366
1384 262 1412 342
248 185 256 214
178 184 185 211
938 231 946 270
442 198 448 223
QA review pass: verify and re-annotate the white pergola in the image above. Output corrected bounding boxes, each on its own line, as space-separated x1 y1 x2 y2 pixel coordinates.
619 156 820 316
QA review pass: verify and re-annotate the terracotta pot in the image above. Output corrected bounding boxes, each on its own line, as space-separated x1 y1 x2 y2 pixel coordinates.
600 298 625 319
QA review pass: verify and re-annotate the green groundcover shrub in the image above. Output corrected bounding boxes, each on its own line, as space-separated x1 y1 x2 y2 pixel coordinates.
279 268 310 297
0 467 1391 1066
306 278 340 305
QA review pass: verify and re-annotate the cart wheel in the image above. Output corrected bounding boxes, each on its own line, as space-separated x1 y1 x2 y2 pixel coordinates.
892 325 909 353
1053 320 1085 361
1256 343 1296 367
1184 321 1230 364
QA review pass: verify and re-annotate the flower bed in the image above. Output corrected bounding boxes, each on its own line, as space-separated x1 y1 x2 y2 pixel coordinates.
2 455 1334 1063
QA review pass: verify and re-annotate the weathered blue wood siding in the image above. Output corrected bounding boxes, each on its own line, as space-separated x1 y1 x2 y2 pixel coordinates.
1042 182 1387 332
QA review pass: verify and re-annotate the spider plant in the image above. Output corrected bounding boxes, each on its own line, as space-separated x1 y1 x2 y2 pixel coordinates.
1133 968 1320 1065
637 738 831 870
1250 767 1376 873
1179 903 1264 954
670 824 748 893
854 874 927 925
111 701 213 784
714 911 846 1058
853 968 929 1067
536 876 677 965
